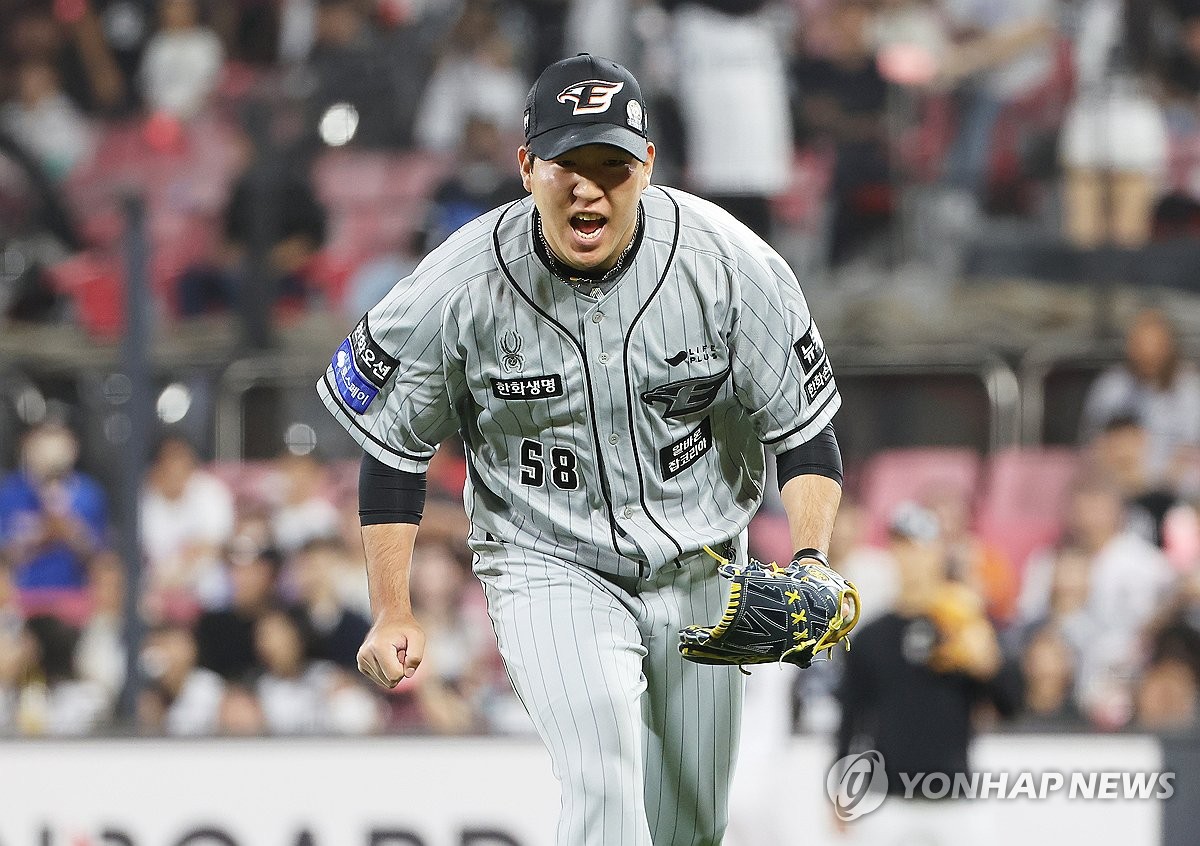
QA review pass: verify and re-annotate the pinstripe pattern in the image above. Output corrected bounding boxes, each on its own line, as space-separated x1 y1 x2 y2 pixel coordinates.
318 187 840 577
318 184 838 842
474 541 744 846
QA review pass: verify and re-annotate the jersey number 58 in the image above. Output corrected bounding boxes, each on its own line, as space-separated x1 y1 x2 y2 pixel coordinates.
520 439 579 490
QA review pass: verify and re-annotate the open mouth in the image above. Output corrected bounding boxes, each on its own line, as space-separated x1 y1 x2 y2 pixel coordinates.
570 213 607 242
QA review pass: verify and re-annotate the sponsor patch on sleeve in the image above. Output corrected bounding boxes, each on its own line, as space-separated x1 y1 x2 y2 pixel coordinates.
331 316 401 414
332 339 379 414
660 417 713 480
802 356 835 403
349 315 400 389
792 323 827 375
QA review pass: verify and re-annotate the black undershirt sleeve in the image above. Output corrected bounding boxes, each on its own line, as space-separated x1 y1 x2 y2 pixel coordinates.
776 422 843 489
358 453 427 525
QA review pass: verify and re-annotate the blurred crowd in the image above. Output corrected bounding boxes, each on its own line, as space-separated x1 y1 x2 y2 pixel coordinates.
6 0 1200 328
1 306 1199 738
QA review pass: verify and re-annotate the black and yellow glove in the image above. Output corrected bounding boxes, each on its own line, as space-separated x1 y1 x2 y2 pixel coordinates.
679 547 861 669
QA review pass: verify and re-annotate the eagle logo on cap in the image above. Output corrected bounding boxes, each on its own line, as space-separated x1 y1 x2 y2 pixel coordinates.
557 80 625 115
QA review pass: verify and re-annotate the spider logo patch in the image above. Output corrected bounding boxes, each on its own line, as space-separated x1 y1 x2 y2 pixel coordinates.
500 330 525 373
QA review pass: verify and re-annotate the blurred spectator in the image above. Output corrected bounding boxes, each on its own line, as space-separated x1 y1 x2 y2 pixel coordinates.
1079 308 1200 489
75 551 128 704
1018 623 1087 728
828 495 898 622
253 606 381 734
216 681 266 735
872 0 952 80
1088 413 1181 546
3 614 109 735
1136 654 1199 730
1018 473 1174 629
140 434 236 611
1018 472 1175 727
4 1 126 114
270 451 339 553
835 502 1020 839
414 9 526 152
291 536 370 669
666 0 792 238
396 541 500 733
791 0 893 264
1060 0 1170 248
195 544 286 681
0 59 94 181
937 0 1057 212
138 0 224 121
0 421 108 590
922 482 1019 625
304 0 410 148
138 622 225 735
177 141 327 317
423 114 526 247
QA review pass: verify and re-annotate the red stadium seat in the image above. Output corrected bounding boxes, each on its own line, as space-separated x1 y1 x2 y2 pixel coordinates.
312 150 392 209
43 252 125 339
858 447 983 545
18 589 93 627
976 447 1080 573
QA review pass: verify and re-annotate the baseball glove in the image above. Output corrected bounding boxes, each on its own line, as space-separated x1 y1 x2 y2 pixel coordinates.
679 546 861 669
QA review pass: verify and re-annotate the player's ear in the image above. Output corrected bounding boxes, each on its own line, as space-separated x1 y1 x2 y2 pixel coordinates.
518 147 535 193
640 143 655 189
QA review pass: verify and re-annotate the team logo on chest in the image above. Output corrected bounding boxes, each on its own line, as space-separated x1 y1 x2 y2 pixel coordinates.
499 330 525 373
641 367 731 419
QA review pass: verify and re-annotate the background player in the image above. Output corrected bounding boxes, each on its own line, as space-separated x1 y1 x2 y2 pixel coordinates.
319 53 847 845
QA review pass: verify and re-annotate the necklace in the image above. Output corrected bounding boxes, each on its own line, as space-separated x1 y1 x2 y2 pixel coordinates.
536 207 643 288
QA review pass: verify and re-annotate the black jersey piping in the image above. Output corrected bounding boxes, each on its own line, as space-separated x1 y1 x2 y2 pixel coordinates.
491 201 632 565
620 186 685 560
320 372 432 463
762 388 840 446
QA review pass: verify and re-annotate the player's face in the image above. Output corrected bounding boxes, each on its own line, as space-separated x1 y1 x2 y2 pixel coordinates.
519 142 655 272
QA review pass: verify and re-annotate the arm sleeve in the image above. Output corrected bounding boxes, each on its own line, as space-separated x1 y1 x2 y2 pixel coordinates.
317 269 461 473
776 422 843 488
358 453 427 525
729 240 841 453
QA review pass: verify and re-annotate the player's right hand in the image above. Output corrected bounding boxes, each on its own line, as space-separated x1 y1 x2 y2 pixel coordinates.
357 614 426 689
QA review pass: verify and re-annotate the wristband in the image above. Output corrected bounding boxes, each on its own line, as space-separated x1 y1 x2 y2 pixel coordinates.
791 547 830 568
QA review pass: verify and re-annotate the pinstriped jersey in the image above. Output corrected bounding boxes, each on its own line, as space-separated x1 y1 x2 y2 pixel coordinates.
318 186 840 578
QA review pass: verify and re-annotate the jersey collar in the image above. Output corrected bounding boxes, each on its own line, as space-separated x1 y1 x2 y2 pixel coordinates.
532 204 645 289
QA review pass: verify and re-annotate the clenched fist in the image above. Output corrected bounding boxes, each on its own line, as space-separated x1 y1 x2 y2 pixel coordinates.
357 614 426 688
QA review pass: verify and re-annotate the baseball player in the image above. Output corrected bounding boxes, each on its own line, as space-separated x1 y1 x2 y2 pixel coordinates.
318 53 849 845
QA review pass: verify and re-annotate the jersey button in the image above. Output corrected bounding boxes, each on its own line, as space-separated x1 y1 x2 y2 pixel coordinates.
622 506 633 519
592 312 603 323
608 434 618 444
598 352 610 364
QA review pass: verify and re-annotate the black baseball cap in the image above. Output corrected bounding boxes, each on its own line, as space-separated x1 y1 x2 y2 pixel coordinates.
524 53 649 162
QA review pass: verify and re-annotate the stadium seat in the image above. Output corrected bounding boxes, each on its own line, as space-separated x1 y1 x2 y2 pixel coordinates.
18 589 93 627
44 252 125 339
312 150 392 209
975 446 1080 573
858 447 983 545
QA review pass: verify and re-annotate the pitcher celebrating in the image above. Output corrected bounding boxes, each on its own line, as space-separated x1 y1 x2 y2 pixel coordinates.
319 53 855 845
